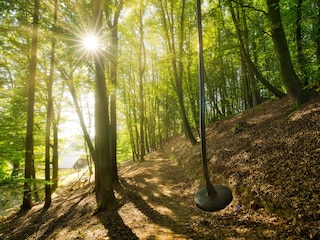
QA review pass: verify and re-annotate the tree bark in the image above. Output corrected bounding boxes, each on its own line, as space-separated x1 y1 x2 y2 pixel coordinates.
43 0 58 210
267 0 308 105
138 3 146 161
22 0 40 211
93 0 115 211
106 0 123 181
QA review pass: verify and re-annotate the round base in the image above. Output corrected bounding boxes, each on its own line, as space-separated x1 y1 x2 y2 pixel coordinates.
194 185 233 212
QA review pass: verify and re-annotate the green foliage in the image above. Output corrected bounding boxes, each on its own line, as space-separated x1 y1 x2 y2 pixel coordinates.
0 0 318 211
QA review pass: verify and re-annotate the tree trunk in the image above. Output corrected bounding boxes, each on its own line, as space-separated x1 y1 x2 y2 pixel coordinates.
314 0 320 84
106 0 123 181
239 0 261 107
267 0 308 105
295 0 308 87
93 0 115 211
43 0 58 210
52 120 59 191
227 0 286 99
159 0 197 145
52 82 64 191
138 4 146 161
63 70 95 160
22 0 39 211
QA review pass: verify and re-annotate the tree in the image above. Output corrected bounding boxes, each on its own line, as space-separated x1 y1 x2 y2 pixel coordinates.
158 0 197 145
105 0 123 180
266 0 308 105
138 2 146 161
227 0 286 100
22 0 40 211
43 0 59 210
92 0 115 211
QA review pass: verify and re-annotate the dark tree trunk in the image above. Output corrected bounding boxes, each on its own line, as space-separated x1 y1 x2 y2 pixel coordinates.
22 0 39 211
11 162 20 177
267 0 309 105
93 0 115 211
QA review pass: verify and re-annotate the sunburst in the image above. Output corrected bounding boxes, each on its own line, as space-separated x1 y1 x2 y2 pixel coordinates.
81 32 100 52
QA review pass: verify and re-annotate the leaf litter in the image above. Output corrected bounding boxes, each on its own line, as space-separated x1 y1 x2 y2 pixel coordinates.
1 92 320 239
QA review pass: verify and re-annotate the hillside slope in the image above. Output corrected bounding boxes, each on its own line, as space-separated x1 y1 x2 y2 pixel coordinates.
166 91 320 236
0 92 319 239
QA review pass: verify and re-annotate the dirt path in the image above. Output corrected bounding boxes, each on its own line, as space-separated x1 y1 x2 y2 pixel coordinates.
114 151 293 239
0 151 297 240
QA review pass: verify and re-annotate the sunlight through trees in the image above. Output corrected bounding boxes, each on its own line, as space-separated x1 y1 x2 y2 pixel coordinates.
0 0 319 212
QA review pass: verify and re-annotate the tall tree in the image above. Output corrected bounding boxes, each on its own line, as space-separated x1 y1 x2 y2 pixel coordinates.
158 0 197 145
227 0 286 99
138 2 146 161
22 0 40 211
43 0 58 210
266 0 308 105
295 0 308 87
92 0 115 211
105 0 123 181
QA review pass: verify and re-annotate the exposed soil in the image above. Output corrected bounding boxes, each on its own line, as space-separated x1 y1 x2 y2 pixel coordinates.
0 92 320 239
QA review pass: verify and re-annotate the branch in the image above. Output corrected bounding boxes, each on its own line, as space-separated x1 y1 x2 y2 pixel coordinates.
231 0 267 15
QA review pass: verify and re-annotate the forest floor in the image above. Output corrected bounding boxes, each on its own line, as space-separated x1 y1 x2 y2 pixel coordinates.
0 91 320 239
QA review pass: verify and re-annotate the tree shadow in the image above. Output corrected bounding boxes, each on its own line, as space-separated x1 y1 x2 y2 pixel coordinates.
97 209 138 240
118 177 210 239
37 190 91 240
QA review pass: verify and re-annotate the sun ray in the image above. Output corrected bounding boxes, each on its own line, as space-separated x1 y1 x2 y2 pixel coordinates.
79 32 102 56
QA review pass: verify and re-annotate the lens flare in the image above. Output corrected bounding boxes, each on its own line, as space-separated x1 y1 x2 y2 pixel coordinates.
81 33 100 52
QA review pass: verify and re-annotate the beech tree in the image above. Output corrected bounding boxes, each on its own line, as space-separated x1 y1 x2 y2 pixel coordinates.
22 0 40 211
92 0 115 211
266 0 308 105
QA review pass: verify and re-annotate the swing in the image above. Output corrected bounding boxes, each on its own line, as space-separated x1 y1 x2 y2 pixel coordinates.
194 0 233 212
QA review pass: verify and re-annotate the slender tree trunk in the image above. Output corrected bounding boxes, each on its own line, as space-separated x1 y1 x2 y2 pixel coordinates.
227 0 286 99
43 0 58 210
267 0 308 105
62 71 95 160
11 161 19 177
316 1 320 84
239 0 261 107
52 83 64 191
295 0 308 86
52 120 59 191
106 0 123 181
138 4 146 161
22 0 39 211
160 0 197 145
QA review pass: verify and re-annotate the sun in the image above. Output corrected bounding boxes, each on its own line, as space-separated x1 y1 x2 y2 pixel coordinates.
80 32 101 52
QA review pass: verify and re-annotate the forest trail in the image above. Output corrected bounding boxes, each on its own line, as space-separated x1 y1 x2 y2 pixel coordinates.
1 151 296 240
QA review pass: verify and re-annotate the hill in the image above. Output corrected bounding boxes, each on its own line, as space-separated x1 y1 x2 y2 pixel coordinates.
0 92 319 239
